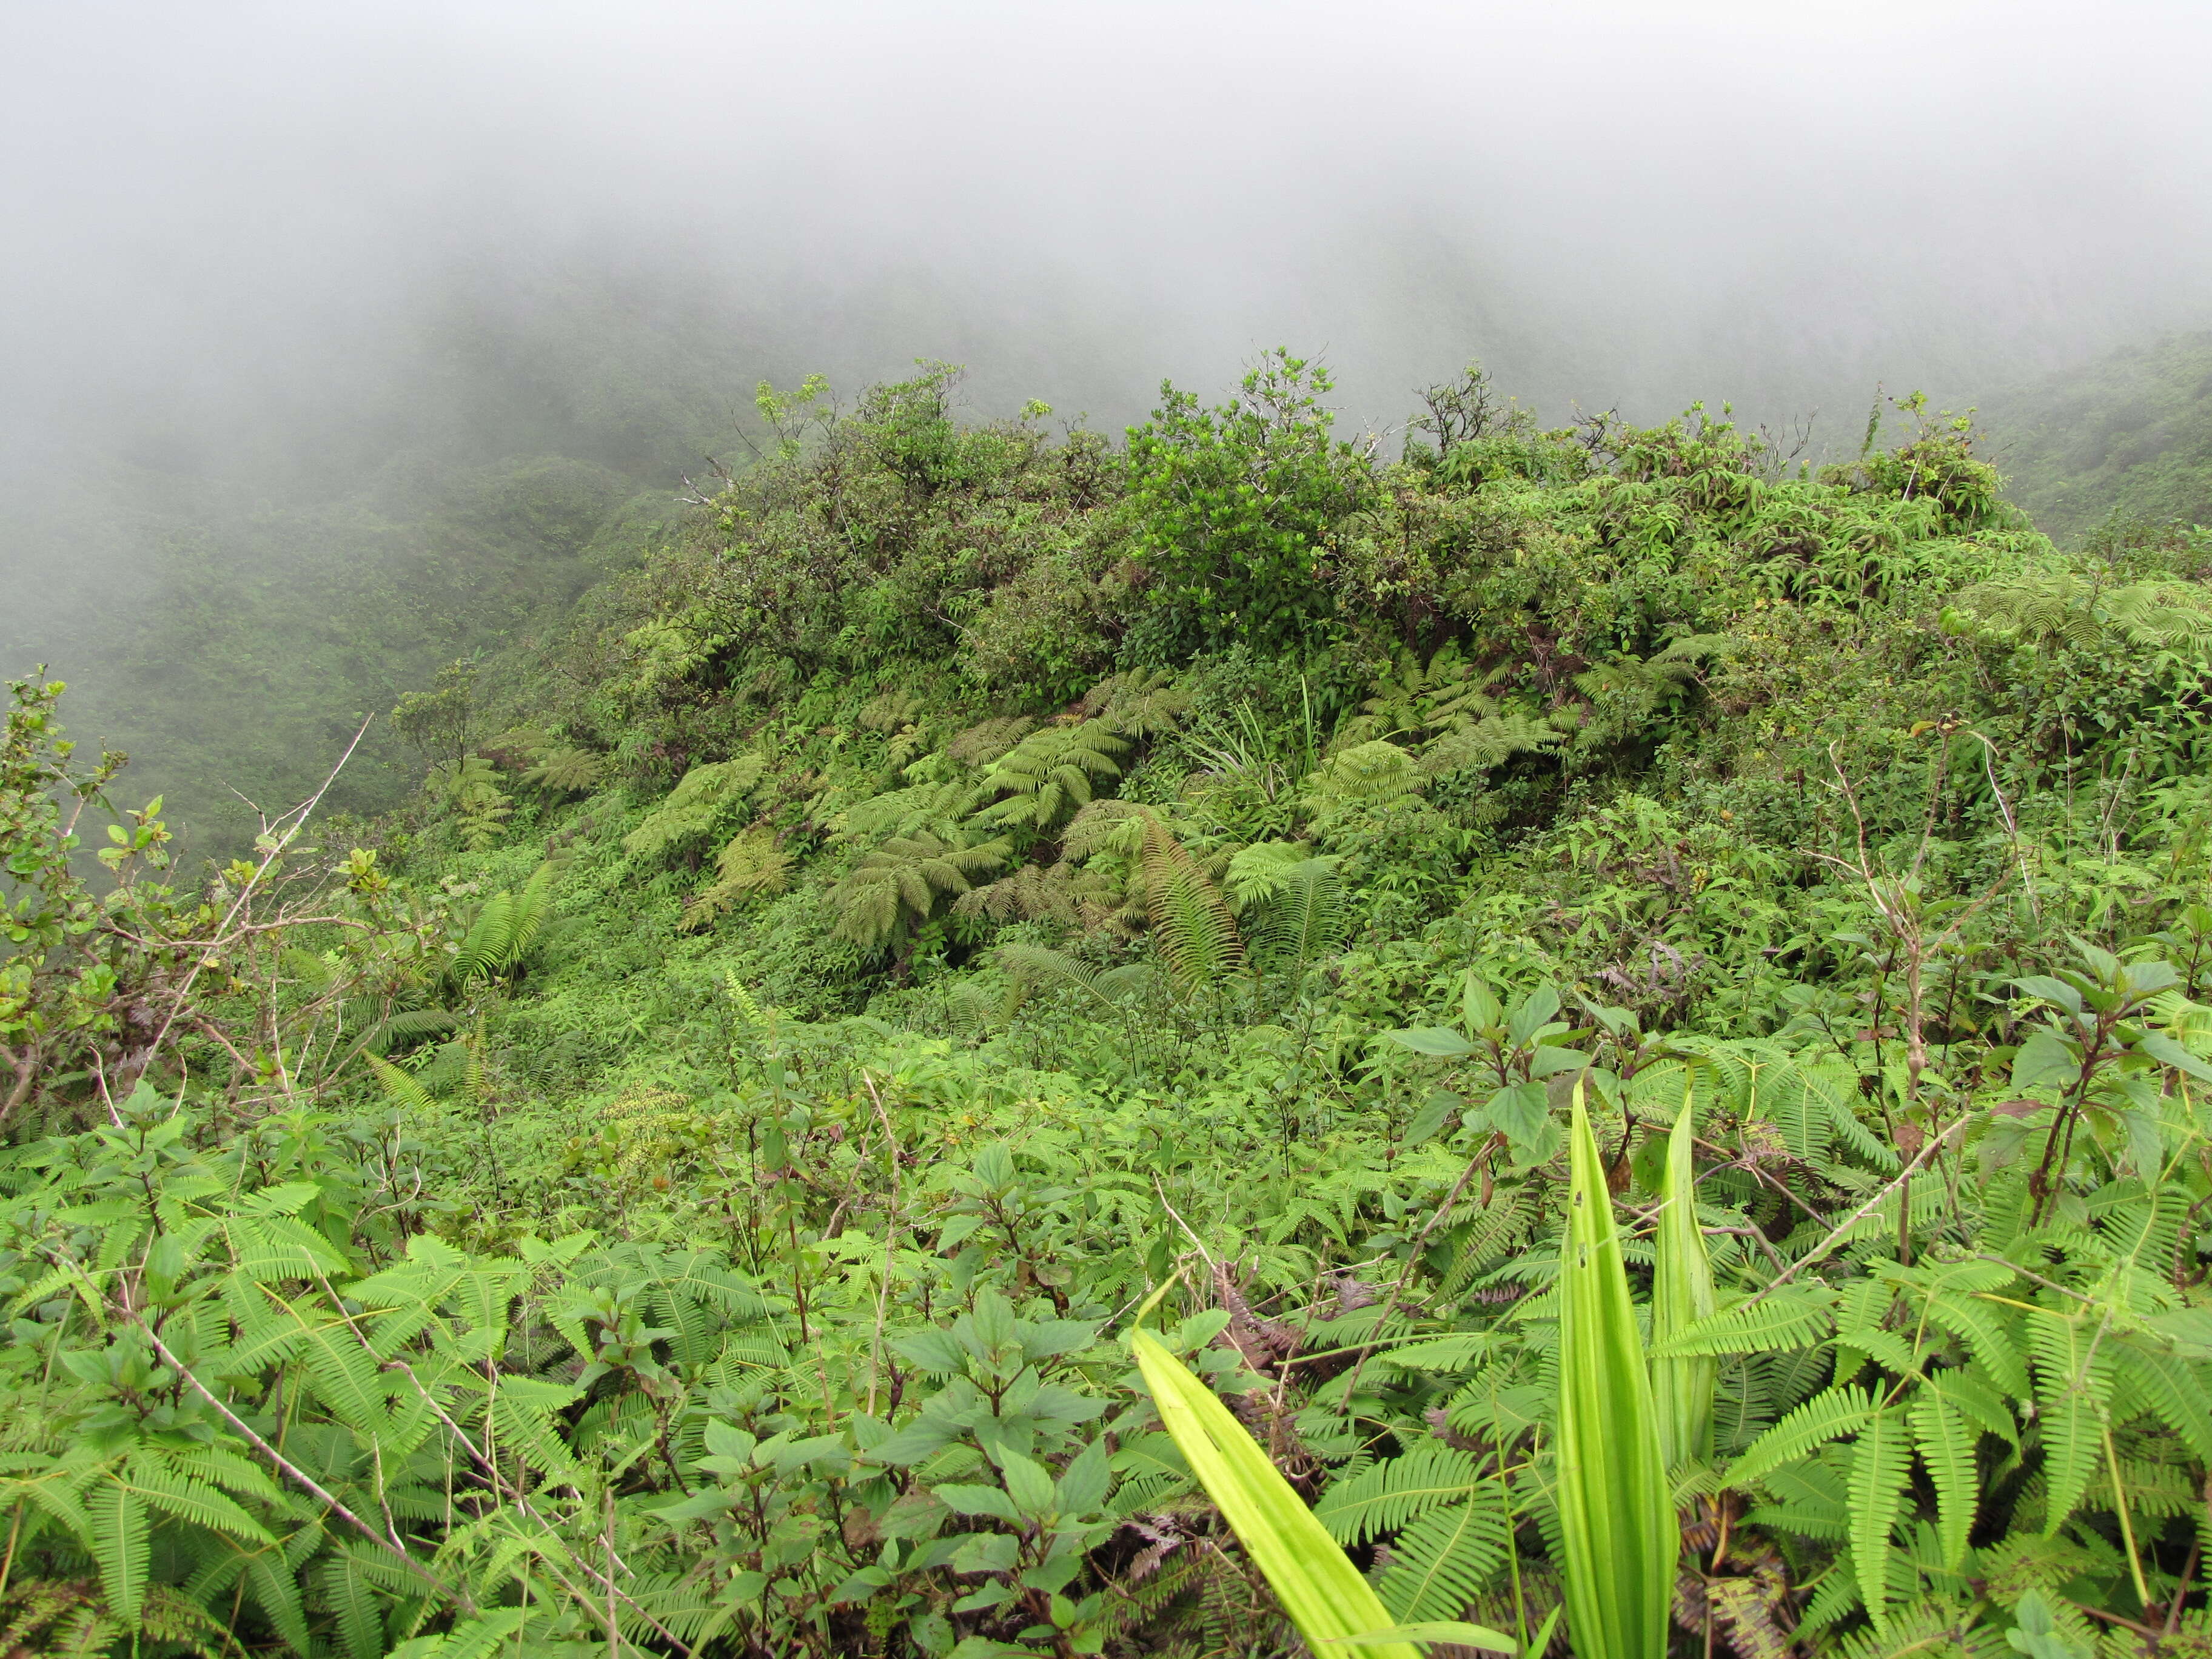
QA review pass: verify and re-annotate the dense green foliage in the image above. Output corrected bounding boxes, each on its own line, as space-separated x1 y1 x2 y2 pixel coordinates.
8 355 2212 1658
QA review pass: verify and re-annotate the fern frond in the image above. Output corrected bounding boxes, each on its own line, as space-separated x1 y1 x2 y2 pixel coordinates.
2028 1313 2111 1535
1728 1384 1877 1486
1650 1289 1838 1359
520 745 605 795
1304 740 1420 806
1910 1390 1977 1570
1848 1406 1914 1626
1313 1447 1478 1544
84 1478 149 1629
1247 857 1349 982
622 755 766 862
363 1053 439 1115
1141 817 1244 991
1419 712 1558 776
1377 1496 1508 1623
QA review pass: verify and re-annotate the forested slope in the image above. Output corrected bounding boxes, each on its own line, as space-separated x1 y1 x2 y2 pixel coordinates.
8 357 2212 1657
1985 331 2212 546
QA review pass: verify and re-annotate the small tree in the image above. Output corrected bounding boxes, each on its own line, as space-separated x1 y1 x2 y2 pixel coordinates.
1125 349 1375 654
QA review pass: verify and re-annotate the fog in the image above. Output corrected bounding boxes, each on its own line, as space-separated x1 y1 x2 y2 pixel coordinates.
5 0 2210 845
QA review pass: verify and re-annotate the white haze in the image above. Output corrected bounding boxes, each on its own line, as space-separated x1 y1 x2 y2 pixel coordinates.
2 0 2208 837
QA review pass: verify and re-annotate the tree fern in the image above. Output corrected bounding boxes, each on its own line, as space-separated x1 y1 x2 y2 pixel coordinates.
681 824 790 930
1304 740 1420 808
840 776 985 844
828 833 1005 950
970 720 1130 833
519 743 605 796
622 754 766 862
1418 711 1558 777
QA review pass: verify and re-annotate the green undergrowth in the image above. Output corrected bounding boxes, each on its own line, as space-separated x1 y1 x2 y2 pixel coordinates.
8 357 2212 1656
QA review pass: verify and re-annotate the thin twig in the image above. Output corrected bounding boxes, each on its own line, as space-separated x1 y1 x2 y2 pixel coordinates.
135 1321 474 1614
1336 1139 1495 1415
1734 1121 1966 1312
143 716 374 1070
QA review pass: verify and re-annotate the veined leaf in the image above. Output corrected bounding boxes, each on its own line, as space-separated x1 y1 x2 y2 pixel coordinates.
1385 1027 1480 1060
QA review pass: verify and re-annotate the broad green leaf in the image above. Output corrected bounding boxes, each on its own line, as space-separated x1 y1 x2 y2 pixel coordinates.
1387 1027 1479 1059
2011 1027 2079 1091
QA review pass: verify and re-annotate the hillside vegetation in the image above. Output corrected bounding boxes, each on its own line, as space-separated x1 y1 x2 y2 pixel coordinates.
9 356 2212 1658
1986 332 2212 546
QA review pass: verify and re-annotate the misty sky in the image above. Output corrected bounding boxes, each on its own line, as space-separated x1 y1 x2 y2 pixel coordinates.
5 0 2209 850
8 0 2210 471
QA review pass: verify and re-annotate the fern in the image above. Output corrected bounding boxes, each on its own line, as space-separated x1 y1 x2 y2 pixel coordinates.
1313 1447 1478 1544
1848 1405 1914 1626
1376 1496 1507 1623
828 833 1006 950
1303 739 1420 807
1246 856 1349 985
448 862 557 984
840 776 985 843
1911 1389 1978 1570
519 743 605 796
1729 1384 1877 1486
970 719 1130 833
1418 711 1558 776
1651 1287 1838 1359
84 1480 148 1629
2028 1312 2111 1535
622 754 766 862
681 824 790 930
1141 817 1245 991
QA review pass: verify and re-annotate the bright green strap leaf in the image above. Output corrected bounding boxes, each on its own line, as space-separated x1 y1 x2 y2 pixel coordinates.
1131 1329 1419 1659
1651 1100 1716 1470
1556 1083 1675 1659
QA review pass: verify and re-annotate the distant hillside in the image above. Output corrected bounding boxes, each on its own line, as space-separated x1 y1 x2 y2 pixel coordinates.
1986 329 2212 543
